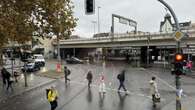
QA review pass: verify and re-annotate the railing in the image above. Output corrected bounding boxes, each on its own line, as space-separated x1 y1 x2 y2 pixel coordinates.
55 30 195 44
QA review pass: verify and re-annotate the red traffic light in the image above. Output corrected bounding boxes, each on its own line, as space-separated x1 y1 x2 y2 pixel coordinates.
175 53 183 62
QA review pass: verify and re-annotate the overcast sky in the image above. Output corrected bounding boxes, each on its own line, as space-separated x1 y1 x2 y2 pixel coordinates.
72 0 195 38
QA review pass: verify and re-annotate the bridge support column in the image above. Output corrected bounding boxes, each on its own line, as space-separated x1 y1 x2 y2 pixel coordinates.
102 48 107 61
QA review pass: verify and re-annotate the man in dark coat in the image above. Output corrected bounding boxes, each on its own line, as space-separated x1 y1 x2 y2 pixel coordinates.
117 70 127 92
64 66 71 83
86 70 93 88
3 68 13 91
1 67 7 87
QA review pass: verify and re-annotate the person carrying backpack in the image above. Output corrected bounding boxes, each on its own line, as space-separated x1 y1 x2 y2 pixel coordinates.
64 66 71 83
47 86 58 110
117 70 128 94
86 70 93 88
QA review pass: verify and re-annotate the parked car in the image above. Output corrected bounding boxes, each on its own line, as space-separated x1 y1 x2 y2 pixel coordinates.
33 54 45 67
66 57 84 64
21 61 40 72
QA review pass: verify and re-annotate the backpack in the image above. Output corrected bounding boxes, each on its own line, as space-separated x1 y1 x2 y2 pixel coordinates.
117 74 121 80
67 69 71 75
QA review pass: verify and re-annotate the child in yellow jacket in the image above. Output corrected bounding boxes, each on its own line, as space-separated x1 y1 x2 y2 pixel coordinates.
47 86 58 110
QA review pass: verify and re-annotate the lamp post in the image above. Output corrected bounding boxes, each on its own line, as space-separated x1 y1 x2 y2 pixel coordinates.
20 49 28 87
147 34 150 67
97 6 101 33
157 0 181 110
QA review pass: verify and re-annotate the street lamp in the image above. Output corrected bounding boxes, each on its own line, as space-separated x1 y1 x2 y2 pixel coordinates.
147 34 150 67
20 49 28 87
91 20 97 35
97 6 101 33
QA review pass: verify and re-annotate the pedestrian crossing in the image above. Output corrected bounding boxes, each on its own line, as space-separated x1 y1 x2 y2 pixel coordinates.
60 78 166 101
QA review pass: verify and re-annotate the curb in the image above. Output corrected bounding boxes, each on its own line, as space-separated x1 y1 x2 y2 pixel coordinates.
35 73 64 79
0 79 57 103
36 74 65 79
35 70 64 79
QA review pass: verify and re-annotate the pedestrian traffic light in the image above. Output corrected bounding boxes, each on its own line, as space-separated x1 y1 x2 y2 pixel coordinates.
85 0 95 14
172 53 185 76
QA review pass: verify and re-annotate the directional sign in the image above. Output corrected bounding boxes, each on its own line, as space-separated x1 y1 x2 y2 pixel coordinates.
183 48 195 54
119 18 128 25
174 31 184 41
129 20 137 27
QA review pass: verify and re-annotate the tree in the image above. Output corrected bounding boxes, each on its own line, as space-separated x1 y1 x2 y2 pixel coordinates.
0 0 77 64
36 0 77 62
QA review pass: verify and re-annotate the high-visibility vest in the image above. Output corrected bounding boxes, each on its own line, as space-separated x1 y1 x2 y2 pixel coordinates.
47 90 58 102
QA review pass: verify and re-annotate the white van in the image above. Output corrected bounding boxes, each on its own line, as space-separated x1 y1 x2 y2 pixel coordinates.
33 54 45 67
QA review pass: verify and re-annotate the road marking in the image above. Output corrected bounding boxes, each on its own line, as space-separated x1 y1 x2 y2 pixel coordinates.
57 86 87 110
69 80 165 101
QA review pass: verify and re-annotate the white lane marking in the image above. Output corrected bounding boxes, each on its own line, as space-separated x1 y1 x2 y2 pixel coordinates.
152 73 175 90
69 80 165 101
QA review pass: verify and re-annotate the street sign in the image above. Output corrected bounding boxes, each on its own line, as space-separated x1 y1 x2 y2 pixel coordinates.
174 31 184 41
119 18 128 25
183 48 195 54
129 20 137 27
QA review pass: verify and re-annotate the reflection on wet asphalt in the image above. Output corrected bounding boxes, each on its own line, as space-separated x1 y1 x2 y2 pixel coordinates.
0 61 195 110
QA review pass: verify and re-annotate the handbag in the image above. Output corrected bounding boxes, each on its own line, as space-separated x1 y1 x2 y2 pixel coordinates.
154 93 161 102
10 77 14 82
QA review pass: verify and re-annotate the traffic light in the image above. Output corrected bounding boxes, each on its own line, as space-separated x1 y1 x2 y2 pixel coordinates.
172 53 185 75
175 53 183 62
85 0 95 14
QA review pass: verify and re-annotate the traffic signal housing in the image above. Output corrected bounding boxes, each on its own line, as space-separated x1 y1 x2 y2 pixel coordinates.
172 53 185 76
85 0 95 14
175 53 183 62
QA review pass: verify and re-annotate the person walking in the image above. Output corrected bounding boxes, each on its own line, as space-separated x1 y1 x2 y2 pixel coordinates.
149 76 159 107
86 70 93 88
117 70 128 94
187 60 192 72
64 66 71 83
4 69 13 91
99 74 106 94
14 71 19 82
1 67 7 88
47 86 58 110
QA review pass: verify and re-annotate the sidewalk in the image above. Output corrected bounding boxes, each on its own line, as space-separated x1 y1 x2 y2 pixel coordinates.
36 70 64 79
0 73 55 103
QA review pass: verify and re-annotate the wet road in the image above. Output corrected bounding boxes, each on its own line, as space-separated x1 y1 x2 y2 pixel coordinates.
0 61 194 110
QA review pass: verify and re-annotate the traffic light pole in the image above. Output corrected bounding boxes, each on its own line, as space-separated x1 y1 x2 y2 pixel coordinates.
176 39 182 110
157 0 181 110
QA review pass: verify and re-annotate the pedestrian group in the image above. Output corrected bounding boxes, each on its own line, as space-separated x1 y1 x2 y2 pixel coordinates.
45 65 162 110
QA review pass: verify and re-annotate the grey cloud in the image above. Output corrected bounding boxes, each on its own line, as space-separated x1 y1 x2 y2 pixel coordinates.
72 0 195 37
